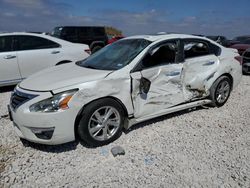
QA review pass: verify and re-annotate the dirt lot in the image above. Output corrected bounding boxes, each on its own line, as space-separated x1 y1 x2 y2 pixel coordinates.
0 76 250 187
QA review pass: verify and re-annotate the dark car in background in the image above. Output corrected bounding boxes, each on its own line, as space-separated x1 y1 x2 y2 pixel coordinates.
242 49 250 74
206 36 230 47
230 36 250 55
51 26 108 53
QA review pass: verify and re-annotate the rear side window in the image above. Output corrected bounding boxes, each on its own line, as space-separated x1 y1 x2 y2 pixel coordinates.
209 43 221 56
16 36 60 51
51 27 62 37
0 36 13 52
184 40 210 59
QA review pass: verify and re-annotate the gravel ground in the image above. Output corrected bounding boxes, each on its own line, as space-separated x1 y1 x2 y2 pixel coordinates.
0 76 250 188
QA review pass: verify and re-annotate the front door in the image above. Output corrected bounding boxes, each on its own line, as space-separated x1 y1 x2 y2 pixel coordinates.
0 36 21 85
131 40 185 118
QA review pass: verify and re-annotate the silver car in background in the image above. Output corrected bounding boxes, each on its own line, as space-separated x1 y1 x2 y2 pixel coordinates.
0 32 90 87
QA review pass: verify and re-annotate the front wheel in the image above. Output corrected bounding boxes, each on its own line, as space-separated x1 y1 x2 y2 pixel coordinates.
77 98 125 147
210 76 232 107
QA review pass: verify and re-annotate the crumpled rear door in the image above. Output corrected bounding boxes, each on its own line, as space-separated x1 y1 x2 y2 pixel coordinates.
182 54 220 100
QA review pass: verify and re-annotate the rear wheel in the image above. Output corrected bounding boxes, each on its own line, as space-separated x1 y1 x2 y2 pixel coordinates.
91 46 102 53
77 98 125 147
210 76 232 107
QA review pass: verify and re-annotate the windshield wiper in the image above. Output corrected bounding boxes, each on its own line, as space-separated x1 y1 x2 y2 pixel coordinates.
84 65 98 69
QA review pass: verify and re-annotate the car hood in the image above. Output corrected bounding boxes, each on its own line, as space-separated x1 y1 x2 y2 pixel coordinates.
19 63 112 91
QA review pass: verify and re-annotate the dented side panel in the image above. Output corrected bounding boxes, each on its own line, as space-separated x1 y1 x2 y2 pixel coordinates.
131 63 184 118
61 72 135 117
182 55 220 100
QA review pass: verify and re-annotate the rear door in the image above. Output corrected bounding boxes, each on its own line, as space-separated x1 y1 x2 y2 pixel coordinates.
0 36 21 85
15 35 61 78
181 39 220 100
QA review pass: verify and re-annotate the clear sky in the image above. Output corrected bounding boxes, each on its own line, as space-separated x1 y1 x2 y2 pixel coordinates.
0 0 250 38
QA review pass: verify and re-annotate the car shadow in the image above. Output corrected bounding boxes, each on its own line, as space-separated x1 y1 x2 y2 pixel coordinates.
0 85 15 93
124 105 208 134
20 138 80 153
20 138 97 153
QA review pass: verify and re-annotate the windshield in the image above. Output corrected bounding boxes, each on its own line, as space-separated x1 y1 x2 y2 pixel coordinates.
76 39 151 70
51 27 62 38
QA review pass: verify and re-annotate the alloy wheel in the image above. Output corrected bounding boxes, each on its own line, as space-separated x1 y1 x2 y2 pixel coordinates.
215 80 230 104
88 106 121 141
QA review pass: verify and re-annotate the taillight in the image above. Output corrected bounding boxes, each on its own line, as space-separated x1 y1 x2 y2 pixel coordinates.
84 49 91 55
234 56 242 65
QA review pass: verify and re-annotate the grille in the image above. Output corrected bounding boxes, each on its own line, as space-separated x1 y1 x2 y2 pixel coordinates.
10 89 38 111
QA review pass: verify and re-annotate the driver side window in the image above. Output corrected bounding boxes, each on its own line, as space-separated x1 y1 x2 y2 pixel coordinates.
141 41 177 69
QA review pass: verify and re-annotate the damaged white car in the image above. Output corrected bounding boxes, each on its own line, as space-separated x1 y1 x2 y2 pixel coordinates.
8 34 242 146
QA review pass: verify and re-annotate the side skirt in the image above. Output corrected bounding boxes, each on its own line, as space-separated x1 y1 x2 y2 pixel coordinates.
126 99 212 129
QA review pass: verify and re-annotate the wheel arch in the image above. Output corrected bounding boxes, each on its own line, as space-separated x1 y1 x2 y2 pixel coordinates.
89 41 105 50
219 73 233 90
74 96 129 139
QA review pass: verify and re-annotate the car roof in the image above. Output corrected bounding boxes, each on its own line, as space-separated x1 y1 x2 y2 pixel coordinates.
0 32 72 44
125 34 210 42
0 32 48 37
55 26 105 29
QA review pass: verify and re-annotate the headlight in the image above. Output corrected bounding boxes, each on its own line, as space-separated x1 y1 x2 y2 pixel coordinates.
29 89 78 113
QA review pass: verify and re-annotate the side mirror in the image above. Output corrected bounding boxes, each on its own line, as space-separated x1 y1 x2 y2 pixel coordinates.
139 77 151 94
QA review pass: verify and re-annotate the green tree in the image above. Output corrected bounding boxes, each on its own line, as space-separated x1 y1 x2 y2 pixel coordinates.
105 26 122 36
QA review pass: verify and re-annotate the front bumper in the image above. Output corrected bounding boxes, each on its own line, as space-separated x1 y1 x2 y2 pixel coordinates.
9 87 80 145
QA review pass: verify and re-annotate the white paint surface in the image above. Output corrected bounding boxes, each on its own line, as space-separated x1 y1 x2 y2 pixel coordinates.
9 34 242 145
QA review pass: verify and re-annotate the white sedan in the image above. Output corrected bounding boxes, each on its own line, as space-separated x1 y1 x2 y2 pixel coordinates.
9 34 242 146
0 32 90 87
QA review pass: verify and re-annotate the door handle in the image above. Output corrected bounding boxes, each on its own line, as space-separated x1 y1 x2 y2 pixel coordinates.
4 55 16 59
51 51 60 54
203 61 215 66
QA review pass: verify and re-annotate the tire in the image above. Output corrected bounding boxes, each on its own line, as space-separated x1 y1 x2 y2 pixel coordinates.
210 76 232 107
91 46 102 53
77 98 125 147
